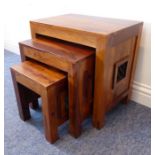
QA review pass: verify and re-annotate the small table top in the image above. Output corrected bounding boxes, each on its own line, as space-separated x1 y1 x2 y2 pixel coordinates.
11 61 66 87
32 14 142 36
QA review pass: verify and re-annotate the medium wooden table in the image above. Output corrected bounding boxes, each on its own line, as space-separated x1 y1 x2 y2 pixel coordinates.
29 14 143 136
19 38 95 138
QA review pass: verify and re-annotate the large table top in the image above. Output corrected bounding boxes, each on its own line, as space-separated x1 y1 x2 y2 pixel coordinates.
31 14 142 36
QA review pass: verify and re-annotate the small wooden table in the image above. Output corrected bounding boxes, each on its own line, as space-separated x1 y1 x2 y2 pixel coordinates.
29 14 143 136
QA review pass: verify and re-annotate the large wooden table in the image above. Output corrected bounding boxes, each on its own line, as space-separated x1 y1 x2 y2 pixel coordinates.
29 14 143 137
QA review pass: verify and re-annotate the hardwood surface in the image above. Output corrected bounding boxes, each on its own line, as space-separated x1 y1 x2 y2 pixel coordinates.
20 38 95 64
30 14 143 47
11 61 66 87
19 39 95 138
11 61 68 143
29 14 143 134
31 14 141 35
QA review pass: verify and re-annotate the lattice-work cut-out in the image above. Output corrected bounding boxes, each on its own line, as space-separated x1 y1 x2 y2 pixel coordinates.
117 61 128 82
112 57 129 88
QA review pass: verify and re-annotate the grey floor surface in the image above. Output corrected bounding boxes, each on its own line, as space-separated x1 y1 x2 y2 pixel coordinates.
4 51 151 155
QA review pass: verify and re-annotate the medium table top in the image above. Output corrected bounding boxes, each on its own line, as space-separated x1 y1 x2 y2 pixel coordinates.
20 39 95 63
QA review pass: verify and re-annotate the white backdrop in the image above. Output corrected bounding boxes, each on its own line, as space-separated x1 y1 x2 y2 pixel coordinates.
4 0 151 107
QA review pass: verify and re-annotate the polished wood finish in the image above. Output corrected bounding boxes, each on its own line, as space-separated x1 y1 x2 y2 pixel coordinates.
30 14 143 130
10 61 68 143
29 14 143 131
30 14 142 47
19 39 95 137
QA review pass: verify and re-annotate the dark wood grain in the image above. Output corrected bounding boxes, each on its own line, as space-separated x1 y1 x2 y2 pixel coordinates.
10 61 68 143
28 14 143 133
19 39 95 138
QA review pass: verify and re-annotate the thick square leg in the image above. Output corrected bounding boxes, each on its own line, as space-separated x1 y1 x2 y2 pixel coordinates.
11 69 31 121
17 84 31 121
22 89 40 110
29 99 39 110
122 95 130 105
93 116 105 130
69 124 82 138
68 70 82 138
42 88 59 143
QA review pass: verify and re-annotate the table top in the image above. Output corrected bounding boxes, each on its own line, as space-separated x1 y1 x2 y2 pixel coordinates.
11 61 66 87
20 38 95 63
32 14 142 36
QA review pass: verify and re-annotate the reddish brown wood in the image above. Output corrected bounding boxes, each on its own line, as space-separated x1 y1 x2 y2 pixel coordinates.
30 14 142 48
10 72 31 121
19 39 95 138
16 14 143 136
10 61 68 143
29 14 143 132
29 100 39 110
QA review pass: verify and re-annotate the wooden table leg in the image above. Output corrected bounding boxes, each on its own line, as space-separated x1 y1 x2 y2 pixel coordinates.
42 87 59 143
11 69 31 121
121 95 129 104
22 87 40 110
68 65 82 138
29 99 39 110
92 39 107 129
